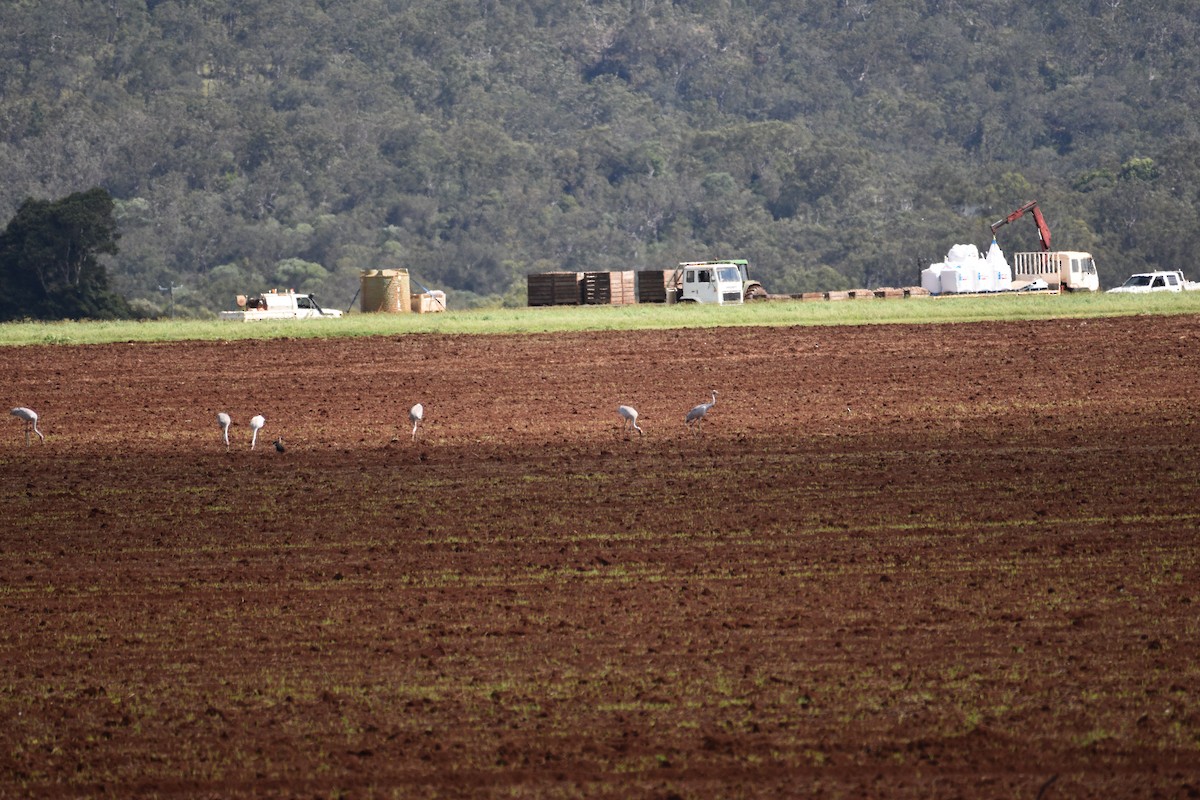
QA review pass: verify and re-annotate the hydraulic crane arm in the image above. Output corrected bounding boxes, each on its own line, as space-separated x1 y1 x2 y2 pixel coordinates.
990 200 1051 251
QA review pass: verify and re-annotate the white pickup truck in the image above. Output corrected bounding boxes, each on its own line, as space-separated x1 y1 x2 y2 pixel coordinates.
219 290 343 321
1106 270 1200 294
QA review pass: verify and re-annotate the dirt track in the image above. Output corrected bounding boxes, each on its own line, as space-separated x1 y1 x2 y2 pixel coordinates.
3 315 1200 797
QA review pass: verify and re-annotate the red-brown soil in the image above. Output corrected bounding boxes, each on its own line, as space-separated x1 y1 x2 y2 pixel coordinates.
3 315 1200 798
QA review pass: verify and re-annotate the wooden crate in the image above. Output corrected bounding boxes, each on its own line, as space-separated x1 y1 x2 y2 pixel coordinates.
825 290 850 301
849 289 875 299
582 271 636 305
527 272 582 306
636 270 676 303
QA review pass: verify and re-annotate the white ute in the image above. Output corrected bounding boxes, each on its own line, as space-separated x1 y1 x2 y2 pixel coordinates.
1106 270 1200 294
220 290 343 321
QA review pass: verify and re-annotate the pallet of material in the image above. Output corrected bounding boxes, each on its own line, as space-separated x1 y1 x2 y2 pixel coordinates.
873 288 906 299
527 272 583 306
582 271 636 305
824 290 851 301
410 291 447 313
637 270 675 303
848 289 875 299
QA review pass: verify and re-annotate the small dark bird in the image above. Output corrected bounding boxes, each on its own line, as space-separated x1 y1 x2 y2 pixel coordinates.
273 436 285 453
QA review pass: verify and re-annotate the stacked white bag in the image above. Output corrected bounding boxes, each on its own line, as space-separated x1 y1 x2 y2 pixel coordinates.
984 238 1013 292
921 240 1012 294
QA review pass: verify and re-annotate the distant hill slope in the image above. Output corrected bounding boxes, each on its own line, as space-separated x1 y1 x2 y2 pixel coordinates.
2 0 1197 314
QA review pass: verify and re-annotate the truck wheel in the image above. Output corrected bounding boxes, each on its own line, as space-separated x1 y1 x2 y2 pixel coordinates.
745 283 768 301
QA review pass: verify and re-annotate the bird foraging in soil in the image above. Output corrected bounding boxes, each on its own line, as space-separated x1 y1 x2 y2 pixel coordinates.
409 403 424 441
10 407 44 444
273 436 285 453
685 390 718 433
617 405 643 436
249 415 266 449
217 412 232 447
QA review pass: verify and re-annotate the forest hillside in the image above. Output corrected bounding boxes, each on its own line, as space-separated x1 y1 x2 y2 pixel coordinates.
2 0 1198 315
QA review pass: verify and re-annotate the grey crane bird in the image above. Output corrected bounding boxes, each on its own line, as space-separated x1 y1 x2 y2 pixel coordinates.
249 414 266 449
685 390 718 432
409 403 424 441
617 404 643 436
217 412 232 447
10 407 44 444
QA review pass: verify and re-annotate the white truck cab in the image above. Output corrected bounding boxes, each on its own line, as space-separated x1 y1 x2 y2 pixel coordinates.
677 262 745 304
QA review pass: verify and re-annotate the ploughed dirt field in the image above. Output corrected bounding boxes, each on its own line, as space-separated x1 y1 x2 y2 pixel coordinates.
3 314 1200 798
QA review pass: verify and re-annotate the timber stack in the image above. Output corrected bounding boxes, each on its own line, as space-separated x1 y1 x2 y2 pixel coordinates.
527 271 583 306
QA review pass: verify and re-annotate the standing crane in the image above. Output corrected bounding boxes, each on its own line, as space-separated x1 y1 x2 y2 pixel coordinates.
409 403 424 441
685 390 718 433
617 405 643 436
249 415 266 449
217 412 232 448
10 407 44 444
990 200 1051 251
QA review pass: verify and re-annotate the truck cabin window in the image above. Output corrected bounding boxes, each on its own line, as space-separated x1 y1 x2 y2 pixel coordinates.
717 267 741 282
697 269 711 282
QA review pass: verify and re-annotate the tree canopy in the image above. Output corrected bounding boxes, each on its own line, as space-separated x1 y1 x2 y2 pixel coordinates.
0 188 133 321
1 1 1198 315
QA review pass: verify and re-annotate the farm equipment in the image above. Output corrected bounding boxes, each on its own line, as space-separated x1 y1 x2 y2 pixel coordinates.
219 290 343 321
668 260 766 304
989 201 1099 292
991 200 1052 251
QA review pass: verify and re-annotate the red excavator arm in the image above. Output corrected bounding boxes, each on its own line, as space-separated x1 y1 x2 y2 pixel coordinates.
990 200 1051 251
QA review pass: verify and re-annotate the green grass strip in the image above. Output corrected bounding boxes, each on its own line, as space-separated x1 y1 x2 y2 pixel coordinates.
2 291 1199 346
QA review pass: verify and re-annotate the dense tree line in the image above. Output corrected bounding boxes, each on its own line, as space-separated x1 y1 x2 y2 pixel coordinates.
1 0 1198 317
0 188 132 321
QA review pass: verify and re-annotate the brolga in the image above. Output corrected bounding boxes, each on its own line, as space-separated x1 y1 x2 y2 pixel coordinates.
217 412 232 448
685 390 718 433
617 404 643 436
249 415 266 449
10 407 44 444
409 403 424 441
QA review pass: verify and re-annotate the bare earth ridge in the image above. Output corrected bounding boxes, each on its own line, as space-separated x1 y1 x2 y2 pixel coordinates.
3 315 1199 797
